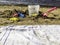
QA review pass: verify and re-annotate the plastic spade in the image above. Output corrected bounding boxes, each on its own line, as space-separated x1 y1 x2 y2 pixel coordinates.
43 7 57 17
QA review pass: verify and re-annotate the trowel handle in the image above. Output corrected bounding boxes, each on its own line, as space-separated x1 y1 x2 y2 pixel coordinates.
47 7 57 13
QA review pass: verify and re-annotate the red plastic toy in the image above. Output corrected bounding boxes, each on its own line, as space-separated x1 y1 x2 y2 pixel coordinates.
13 13 18 17
47 7 57 13
43 7 57 17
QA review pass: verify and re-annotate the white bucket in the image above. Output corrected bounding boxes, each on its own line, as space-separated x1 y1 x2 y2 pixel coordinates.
28 5 40 17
